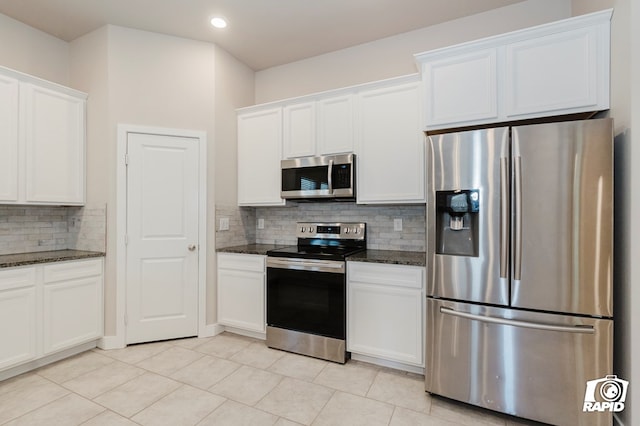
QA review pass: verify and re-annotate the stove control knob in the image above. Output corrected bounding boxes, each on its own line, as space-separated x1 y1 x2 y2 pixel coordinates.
353 227 359 234
308 226 314 233
344 228 350 234
300 227 305 233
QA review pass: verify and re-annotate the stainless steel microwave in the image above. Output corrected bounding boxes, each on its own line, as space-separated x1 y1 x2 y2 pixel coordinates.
281 154 355 200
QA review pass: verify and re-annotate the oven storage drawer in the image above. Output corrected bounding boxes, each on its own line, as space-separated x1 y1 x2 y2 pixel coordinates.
426 298 614 426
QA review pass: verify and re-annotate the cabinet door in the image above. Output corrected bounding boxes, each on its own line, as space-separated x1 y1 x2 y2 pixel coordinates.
506 25 606 118
0 268 37 370
0 74 19 202
43 275 103 355
283 102 316 158
217 267 265 333
22 83 85 204
317 95 354 155
237 108 285 206
348 263 424 366
348 283 423 365
357 81 425 204
42 259 103 355
423 48 498 128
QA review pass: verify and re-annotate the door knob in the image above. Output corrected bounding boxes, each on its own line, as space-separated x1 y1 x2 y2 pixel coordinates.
188 244 197 251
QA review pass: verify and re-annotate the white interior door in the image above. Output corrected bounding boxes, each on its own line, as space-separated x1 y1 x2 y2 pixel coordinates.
126 132 199 344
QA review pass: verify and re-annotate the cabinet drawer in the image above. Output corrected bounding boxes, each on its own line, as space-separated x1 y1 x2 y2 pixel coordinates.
218 253 265 273
43 258 103 283
0 267 36 291
348 262 424 289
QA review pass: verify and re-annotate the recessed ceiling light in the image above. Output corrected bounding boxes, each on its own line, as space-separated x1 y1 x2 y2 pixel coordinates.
210 17 228 29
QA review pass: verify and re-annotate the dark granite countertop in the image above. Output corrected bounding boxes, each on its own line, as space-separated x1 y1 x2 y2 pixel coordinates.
217 244 294 256
347 249 426 267
0 249 105 269
216 245 426 267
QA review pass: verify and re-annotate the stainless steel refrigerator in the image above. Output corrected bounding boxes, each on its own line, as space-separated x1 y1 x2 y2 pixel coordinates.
425 118 614 426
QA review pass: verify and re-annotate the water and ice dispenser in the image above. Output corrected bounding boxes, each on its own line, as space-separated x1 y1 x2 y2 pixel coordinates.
435 190 479 257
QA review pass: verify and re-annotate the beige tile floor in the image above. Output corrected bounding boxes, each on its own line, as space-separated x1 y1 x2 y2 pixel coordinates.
0 332 544 425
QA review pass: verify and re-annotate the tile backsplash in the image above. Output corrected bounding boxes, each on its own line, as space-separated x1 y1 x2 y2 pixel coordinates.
0 205 106 255
216 203 426 252
215 205 256 248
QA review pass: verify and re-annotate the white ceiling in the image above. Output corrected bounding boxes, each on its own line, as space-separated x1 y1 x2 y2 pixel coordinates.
0 0 524 70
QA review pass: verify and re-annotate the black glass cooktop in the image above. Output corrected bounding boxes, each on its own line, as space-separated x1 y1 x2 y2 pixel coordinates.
266 245 365 261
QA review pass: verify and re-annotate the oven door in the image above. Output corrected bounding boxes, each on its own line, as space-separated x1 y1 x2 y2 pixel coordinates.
266 257 346 339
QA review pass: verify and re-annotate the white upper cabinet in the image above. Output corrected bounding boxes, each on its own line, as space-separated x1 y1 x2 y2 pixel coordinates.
505 24 606 118
237 75 422 205
0 66 87 206
0 74 19 202
283 101 316 158
237 107 286 206
317 95 354 155
422 48 499 127
415 9 612 130
23 83 86 204
356 77 425 204
282 94 355 159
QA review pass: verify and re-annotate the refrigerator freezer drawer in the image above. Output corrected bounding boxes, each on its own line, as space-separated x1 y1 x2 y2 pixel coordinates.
426 299 613 426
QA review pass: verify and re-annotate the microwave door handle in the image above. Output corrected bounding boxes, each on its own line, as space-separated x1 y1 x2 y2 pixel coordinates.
327 159 333 193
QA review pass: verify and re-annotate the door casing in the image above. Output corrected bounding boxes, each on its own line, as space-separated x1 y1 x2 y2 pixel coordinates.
104 124 209 349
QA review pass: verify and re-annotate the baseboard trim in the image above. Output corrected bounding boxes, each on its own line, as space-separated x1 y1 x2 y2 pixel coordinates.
199 323 225 338
351 352 425 375
98 334 126 350
0 341 97 382
221 325 266 340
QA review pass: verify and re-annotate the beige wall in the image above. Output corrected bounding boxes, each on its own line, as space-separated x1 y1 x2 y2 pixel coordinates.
214 47 255 206
68 25 218 335
255 0 571 102
69 27 114 332
210 46 255 323
0 13 69 85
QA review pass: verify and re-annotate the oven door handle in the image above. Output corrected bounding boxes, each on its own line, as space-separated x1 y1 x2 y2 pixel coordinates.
267 257 345 274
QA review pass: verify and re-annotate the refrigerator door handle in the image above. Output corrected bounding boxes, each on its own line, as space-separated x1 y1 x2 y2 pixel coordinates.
513 156 523 281
500 157 509 278
440 307 595 334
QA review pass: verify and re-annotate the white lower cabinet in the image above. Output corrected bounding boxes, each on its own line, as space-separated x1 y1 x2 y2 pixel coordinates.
0 267 37 370
217 253 266 333
42 259 103 355
347 261 425 367
0 258 103 373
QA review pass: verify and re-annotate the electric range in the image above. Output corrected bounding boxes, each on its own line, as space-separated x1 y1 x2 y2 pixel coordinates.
265 222 366 363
